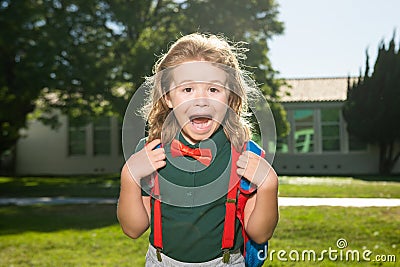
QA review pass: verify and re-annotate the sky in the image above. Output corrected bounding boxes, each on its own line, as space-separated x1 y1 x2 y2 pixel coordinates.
268 0 400 78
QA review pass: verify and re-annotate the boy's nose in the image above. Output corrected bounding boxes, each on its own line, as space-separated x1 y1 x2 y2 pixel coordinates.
193 97 209 107
193 88 209 106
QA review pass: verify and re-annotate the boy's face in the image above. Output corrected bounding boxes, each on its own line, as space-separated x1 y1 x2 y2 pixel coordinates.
164 62 230 144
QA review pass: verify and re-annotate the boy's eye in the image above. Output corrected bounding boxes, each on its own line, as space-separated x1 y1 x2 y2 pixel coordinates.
209 87 219 93
183 87 192 93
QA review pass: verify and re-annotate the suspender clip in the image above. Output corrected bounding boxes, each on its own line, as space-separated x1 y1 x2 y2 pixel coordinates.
156 248 162 262
222 249 230 263
226 198 236 203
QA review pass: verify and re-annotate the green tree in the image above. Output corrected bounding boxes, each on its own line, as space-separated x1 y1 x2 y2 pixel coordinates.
104 0 185 115
0 1 116 171
343 33 400 175
106 0 289 138
1 1 44 166
1 0 288 171
177 0 289 139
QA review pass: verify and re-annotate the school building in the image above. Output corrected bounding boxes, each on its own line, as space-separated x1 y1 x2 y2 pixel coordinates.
13 77 400 175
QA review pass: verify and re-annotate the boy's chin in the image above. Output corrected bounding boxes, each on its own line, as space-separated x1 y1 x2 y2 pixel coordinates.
181 122 220 144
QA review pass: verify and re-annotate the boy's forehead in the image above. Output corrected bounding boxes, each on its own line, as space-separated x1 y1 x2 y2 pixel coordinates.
171 62 229 84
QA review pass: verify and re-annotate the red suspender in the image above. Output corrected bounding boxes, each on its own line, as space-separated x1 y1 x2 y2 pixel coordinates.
221 145 240 249
151 172 163 261
150 143 163 261
152 173 162 248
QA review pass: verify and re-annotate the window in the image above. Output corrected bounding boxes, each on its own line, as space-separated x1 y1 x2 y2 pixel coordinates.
294 109 314 153
321 109 340 151
276 137 289 153
93 117 111 155
68 119 86 156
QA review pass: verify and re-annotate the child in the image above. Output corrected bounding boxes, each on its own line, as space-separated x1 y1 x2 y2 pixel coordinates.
117 33 279 266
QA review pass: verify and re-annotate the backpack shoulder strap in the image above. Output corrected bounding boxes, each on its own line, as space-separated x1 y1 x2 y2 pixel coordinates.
240 140 265 195
221 141 265 262
244 140 265 157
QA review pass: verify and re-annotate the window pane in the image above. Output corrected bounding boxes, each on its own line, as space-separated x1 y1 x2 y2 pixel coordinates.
321 109 339 122
323 138 340 151
295 125 314 153
93 117 111 155
94 130 110 140
322 125 339 138
294 110 313 123
69 127 86 155
294 109 314 153
321 109 340 152
276 137 289 153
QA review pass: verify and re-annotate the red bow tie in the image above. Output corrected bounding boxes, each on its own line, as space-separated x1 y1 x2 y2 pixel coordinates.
170 139 212 166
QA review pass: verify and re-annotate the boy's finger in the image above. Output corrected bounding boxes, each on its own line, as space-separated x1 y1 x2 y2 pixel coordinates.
153 160 166 170
152 147 165 156
239 153 246 159
146 139 162 150
236 167 244 177
242 150 260 159
154 152 166 161
238 154 249 164
236 158 247 169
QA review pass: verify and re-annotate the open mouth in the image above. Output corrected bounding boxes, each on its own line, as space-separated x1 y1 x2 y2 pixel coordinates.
189 115 213 131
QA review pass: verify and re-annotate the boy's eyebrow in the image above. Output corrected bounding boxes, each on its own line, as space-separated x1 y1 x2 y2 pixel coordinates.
175 79 227 85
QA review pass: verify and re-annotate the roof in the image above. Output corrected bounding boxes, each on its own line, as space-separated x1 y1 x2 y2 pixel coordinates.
278 77 357 102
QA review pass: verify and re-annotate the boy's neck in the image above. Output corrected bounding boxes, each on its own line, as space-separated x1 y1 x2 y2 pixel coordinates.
180 131 200 145
178 126 223 146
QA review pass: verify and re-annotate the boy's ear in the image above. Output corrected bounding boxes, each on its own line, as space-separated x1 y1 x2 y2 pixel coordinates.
164 94 173 109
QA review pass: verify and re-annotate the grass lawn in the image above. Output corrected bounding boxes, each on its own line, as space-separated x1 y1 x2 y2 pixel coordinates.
0 175 399 266
279 176 400 198
0 175 120 198
1 174 399 198
0 204 147 266
0 204 398 266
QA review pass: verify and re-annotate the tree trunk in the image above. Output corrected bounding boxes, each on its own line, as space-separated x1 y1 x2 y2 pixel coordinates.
378 141 400 175
0 146 16 176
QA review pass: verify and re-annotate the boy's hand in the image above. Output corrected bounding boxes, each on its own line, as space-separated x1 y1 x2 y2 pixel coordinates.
126 139 166 181
236 151 272 187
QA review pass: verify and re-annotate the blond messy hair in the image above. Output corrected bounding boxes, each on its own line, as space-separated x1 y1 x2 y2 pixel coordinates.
141 33 259 151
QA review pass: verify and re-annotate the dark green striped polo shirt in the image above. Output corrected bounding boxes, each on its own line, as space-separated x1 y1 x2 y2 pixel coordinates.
138 127 244 262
